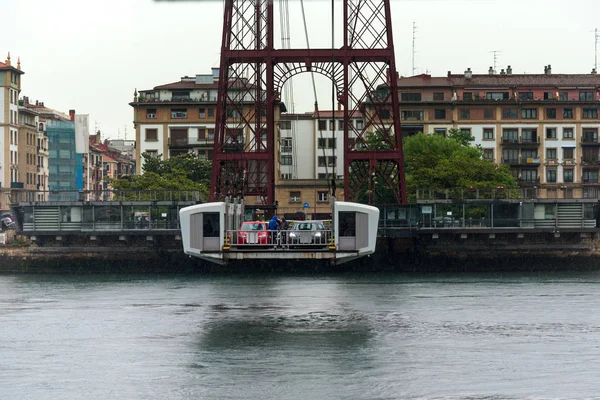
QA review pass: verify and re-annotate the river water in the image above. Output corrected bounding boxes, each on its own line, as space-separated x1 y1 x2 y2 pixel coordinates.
2 272 600 399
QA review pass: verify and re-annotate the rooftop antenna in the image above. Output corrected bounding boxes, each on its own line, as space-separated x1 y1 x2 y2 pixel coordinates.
595 28 599 71
490 50 501 74
412 22 417 75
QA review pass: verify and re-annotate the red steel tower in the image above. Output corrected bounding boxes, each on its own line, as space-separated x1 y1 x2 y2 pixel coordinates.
210 0 407 205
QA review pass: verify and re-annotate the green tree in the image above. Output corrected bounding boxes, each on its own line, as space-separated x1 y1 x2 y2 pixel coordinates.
110 153 211 200
447 127 475 146
403 132 516 201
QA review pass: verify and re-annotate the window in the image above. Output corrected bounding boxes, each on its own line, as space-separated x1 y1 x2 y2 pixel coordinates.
207 129 215 140
459 108 470 119
483 128 494 140
583 147 598 162
483 148 494 160
486 92 509 100
318 138 326 149
172 91 190 100
329 120 335 130
564 168 573 183
208 108 215 118
433 92 444 101
546 148 557 159
502 108 518 119
198 127 206 140
522 169 538 183
434 109 446 119
580 92 594 101
328 138 337 149
281 173 292 180
171 109 187 119
278 120 291 130
522 129 537 143
462 92 473 101
281 138 292 153
434 128 447 136
401 110 423 121
400 93 421 101
502 129 518 142
355 120 364 130
547 169 557 183
522 149 538 160
563 148 574 160
583 129 598 143
563 108 573 118
544 92 554 100
546 108 556 119
521 108 537 119
338 120 344 130
546 128 557 139
290 191 301 202
318 120 327 130
378 109 391 119
318 191 328 202
503 149 518 163
583 108 598 119
563 128 574 139
583 170 598 183
145 150 158 159
199 108 206 118
559 92 568 101
483 108 494 119
280 155 292 165
518 92 533 100
226 108 241 119
145 129 158 141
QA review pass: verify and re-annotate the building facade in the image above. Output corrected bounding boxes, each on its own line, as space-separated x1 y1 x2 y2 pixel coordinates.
131 69 221 174
394 66 600 197
0 54 24 211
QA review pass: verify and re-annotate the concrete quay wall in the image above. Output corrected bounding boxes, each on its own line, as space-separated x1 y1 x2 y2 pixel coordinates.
2 232 600 273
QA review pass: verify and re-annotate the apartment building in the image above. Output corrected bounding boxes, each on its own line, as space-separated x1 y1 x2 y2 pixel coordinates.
276 109 364 219
131 68 222 174
0 53 24 211
394 65 600 197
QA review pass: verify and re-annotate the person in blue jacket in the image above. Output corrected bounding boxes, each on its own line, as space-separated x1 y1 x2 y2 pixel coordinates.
268 215 279 247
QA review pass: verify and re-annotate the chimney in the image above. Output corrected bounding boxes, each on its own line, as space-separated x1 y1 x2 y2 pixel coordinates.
69 109 75 122
447 71 451 77
592 68 597 75
507 65 512 75
500 69 506 75
544 65 552 75
464 68 472 79
35 100 39 106
488 66 494 75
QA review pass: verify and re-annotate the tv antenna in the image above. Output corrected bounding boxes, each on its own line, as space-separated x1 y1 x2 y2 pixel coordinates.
595 28 599 71
490 50 501 74
412 22 417 75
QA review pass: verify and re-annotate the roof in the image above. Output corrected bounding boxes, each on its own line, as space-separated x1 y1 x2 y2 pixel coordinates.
313 110 364 118
397 73 600 89
152 80 218 90
0 61 24 74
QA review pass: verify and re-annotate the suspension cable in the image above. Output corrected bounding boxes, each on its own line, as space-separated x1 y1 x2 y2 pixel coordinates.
300 0 330 186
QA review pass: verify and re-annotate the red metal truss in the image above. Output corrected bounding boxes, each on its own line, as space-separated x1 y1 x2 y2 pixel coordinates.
210 0 406 205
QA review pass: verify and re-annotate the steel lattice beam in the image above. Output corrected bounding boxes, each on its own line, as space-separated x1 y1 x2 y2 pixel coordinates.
210 0 407 205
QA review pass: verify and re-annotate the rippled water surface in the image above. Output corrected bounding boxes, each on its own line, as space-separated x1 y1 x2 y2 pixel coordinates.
2 272 600 399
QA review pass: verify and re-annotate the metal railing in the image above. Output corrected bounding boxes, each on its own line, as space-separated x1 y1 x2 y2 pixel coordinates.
8 189 205 204
228 229 332 249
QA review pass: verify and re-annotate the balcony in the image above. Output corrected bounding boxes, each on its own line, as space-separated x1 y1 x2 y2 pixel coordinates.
501 136 540 146
168 137 191 147
581 156 600 166
136 95 218 104
545 159 559 165
562 158 577 165
582 176 600 184
502 157 540 166
581 136 600 146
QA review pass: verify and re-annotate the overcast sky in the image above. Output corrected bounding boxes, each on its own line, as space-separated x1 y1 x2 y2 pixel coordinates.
2 0 598 140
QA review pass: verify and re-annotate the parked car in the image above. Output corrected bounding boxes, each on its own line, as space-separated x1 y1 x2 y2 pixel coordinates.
237 221 269 245
1 212 16 230
288 221 328 247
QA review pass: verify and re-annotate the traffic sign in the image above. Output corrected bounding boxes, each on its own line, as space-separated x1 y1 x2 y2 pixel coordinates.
303 202 309 208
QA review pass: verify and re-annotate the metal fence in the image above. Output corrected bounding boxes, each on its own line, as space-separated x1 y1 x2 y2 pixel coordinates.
227 229 332 249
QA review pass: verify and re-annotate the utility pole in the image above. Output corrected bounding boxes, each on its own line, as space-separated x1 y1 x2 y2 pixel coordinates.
412 22 417 75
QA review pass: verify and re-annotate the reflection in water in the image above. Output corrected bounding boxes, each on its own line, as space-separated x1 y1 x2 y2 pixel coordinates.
3 273 600 399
